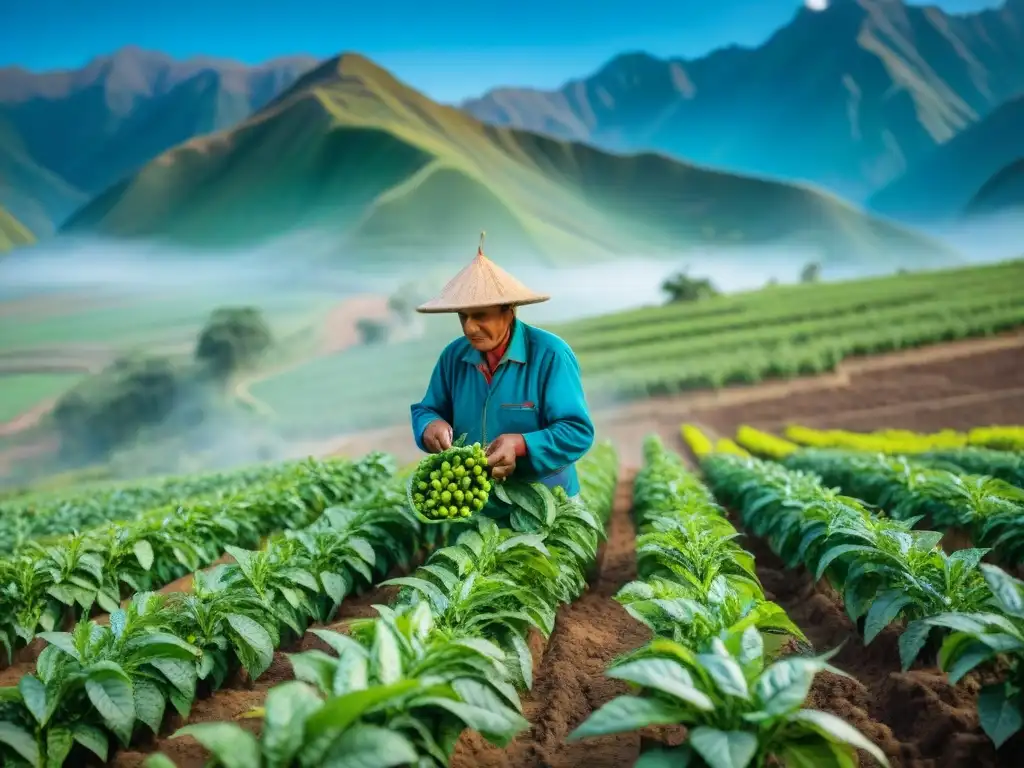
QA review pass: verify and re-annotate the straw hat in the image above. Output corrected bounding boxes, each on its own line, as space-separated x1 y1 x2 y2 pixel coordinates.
416 234 550 314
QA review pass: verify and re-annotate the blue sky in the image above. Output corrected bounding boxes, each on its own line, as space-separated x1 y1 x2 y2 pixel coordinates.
0 0 1004 102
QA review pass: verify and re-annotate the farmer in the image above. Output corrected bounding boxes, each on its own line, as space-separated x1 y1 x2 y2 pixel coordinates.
410 236 595 511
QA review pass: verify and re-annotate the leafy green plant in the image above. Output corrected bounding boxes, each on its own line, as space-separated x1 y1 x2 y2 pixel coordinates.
569 628 889 768
704 454 992 659
908 563 1024 747
0 453 394 663
0 592 200 767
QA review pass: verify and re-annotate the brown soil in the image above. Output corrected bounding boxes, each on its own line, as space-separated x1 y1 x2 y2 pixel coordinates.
741 523 1024 768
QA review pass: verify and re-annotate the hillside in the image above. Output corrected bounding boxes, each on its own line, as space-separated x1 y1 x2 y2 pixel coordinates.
61 53 956 267
0 47 315 233
463 0 1024 202
965 160 1024 218
868 95 1024 223
0 205 35 253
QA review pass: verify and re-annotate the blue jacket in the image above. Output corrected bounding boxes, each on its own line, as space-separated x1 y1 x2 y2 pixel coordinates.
410 321 595 496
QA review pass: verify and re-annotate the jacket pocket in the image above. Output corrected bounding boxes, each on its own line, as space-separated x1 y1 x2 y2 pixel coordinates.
498 403 540 433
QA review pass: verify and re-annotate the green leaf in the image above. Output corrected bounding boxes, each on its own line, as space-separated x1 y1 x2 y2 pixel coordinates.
134 540 155 570
753 658 819 718
690 727 758 768
864 591 914 644
289 650 336 695
134 679 167 734
225 613 275 680
567 696 684 740
321 724 418 768
372 621 403 685
380 577 449 615
607 658 714 711
173 723 260 768
38 631 81 661
790 709 889 767
143 755 179 768
635 745 694 768
262 681 324 768
304 681 419 740
897 620 932 671
697 653 749 700
981 564 1024 618
45 726 74 768
85 662 136 746
978 682 1023 748
72 723 109 762
778 737 857 768
18 674 47 724
0 722 39 766
814 545 878 582
320 571 349 606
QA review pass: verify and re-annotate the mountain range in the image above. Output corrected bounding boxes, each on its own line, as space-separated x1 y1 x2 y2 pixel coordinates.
1 0 1022 258
463 0 1024 206
867 95 1024 222
0 47 315 236
59 53 954 266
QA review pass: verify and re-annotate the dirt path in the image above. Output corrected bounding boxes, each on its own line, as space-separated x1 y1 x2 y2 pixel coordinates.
231 294 390 416
452 471 649 768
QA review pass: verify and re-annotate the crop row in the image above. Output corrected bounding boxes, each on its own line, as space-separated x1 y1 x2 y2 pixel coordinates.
0 457 437 767
702 449 1024 748
578 288 1024 372
568 436 888 767
785 424 1024 482
137 444 620 767
733 425 1024 560
562 257 1024 338
783 449 1024 564
0 453 394 666
587 302 1024 398
0 462 302 554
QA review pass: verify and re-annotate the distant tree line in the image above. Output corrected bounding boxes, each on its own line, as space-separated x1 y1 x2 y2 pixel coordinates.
53 307 272 462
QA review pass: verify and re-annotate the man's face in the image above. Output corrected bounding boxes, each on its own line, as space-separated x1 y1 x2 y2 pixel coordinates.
459 306 514 352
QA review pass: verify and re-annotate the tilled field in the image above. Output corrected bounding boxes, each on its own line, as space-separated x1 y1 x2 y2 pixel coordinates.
97 463 1024 767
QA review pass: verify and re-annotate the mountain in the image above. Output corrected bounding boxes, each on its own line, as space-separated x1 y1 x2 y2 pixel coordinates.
965 159 1024 217
0 205 34 253
462 0 1024 202
0 47 316 235
867 95 1024 222
62 53 956 267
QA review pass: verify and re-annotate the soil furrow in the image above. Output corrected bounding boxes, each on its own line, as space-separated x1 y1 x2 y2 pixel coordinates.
735 516 1024 768
452 471 649 768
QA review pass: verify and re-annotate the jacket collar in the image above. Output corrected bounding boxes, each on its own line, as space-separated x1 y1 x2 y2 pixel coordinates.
461 320 528 366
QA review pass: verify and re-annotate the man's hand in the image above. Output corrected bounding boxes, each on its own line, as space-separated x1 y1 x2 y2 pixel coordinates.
422 420 453 453
486 434 525 481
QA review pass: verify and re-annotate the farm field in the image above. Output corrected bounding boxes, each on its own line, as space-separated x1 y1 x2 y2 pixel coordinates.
0 373 84 422
252 258 1024 438
1 355 1023 766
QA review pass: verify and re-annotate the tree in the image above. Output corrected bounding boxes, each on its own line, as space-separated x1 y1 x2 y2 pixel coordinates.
356 318 390 345
800 262 822 284
53 354 186 461
661 268 720 304
195 307 272 379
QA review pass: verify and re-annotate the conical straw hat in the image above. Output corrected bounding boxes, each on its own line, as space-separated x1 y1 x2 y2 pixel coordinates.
416 234 550 314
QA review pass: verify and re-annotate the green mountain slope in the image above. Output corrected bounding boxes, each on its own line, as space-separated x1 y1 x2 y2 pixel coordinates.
965 160 1024 218
62 54 956 267
868 95 1024 223
0 47 314 232
463 0 1024 202
0 205 35 253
